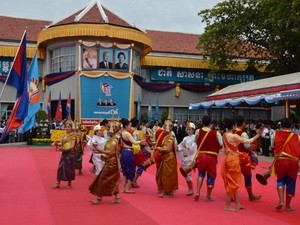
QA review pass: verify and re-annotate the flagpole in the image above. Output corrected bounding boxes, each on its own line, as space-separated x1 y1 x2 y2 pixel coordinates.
0 30 27 101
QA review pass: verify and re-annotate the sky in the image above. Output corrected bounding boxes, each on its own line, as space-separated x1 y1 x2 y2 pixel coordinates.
0 0 223 34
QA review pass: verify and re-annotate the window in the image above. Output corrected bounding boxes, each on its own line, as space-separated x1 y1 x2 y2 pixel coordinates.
50 46 76 73
132 50 141 75
0 103 14 120
174 107 195 123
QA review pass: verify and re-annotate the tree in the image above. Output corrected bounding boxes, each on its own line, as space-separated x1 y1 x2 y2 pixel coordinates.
198 0 300 75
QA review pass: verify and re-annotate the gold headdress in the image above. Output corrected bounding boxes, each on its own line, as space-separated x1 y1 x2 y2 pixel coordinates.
64 117 74 127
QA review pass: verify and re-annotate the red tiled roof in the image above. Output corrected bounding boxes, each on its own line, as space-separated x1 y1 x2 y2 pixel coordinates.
0 16 270 59
0 16 50 43
53 5 135 29
145 30 203 55
0 16 205 55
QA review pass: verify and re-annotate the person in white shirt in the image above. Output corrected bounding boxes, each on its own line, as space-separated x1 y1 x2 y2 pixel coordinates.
177 122 197 196
88 125 107 176
261 124 275 156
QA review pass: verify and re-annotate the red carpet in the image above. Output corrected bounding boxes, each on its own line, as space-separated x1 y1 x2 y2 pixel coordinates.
0 146 299 225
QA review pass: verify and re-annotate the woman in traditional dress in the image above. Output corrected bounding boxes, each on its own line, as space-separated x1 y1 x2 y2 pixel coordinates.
154 119 178 198
221 118 262 211
120 119 146 193
89 121 122 204
74 124 85 175
53 119 76 189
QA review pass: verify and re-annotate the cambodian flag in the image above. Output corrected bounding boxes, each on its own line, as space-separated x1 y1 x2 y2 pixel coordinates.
47 91 51 120
0 31 28 142
65 92 71 117
21 54 40 132
55 92 62 122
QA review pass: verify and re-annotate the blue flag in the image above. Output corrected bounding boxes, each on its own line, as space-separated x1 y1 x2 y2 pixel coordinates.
137 94 141 121
0 31 28 142
66 92 71 117
21 54 40 132
47 91 51 120
148 95 152 123
155 94 159 121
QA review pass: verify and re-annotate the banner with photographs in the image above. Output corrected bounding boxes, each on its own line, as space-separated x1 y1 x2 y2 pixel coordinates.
80 73 131 123
81 42 131 72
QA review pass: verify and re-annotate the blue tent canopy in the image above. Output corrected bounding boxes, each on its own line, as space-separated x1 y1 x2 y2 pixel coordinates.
189 72 300 110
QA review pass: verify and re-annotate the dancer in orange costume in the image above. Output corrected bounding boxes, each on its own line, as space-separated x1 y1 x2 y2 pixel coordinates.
154 119 178 198
221 118 262 211
234 115 261 201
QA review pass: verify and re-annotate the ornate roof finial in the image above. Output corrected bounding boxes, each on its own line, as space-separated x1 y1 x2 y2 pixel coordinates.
75 0 108 23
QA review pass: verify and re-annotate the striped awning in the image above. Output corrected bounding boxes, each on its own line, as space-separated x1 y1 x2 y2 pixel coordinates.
189 72 300 109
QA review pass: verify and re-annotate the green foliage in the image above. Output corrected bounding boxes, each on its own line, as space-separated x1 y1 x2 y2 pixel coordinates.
198 0 300 75
35 110 50 139
290 103 300 123
141 113 148 123
36 110 48 122
161 110 169 124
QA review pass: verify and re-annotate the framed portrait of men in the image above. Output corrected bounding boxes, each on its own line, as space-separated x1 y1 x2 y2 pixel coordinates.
99 48 113 69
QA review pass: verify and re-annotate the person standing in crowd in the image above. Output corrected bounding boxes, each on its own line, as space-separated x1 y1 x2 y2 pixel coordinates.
120 118 146 194
152 120 160 133
74 124 85 175
100 119 110 140
234 115 261 201
271 118 300 211
194 115 223 202
52 119 77 189
154 119 178 198
89 125 107 176
261 123 274 156
89 121 122 204
177 122 197 196
173 120 186 144
221 118 262 211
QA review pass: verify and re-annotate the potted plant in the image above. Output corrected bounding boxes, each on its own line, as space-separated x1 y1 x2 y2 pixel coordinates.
31 110 51 146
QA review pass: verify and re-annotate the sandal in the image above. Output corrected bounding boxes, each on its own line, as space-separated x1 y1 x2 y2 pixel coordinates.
52 183 60 189
91 198 102 205
275 202 284 211
124 190 135 194
65 182 72 189
131 183 140 188
112 197 121 204
158 191 164 198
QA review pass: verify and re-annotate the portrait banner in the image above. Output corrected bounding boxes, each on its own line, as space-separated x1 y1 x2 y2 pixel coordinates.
80 75 131 123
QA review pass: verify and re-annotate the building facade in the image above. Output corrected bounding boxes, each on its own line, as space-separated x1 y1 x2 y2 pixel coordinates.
0 0 273 126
